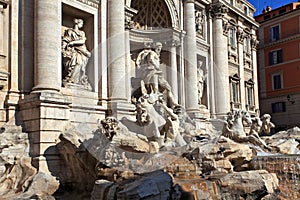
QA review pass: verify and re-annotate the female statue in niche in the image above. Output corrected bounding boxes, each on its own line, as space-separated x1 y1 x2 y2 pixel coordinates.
62 18 91 90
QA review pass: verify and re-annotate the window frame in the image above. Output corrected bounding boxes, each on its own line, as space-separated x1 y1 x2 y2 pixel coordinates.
245 79 255 111
272 102 286 113
228 28 236 48
269 24 280 42
269 49 283 65
272 72 283 90
229 74 241 109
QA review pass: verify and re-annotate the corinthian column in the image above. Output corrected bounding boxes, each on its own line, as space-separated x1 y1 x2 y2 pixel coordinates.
33 0 61 92
183 0 199 114
210 3 229 118
107 0 127 101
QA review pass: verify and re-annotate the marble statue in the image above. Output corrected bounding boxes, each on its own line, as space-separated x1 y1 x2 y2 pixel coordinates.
157 96 187 147
62 18 91 90
195 10 205 36
260 114 275 135
249 116 262 138
135 42 177 108
197 60 207 105
223 110 271 150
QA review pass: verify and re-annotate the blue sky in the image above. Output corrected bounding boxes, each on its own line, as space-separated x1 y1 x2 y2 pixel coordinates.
248 0 297 16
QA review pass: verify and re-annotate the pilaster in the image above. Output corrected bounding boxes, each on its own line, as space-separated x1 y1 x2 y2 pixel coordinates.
237 26 246 110
6 0 20 122
251 34 259 110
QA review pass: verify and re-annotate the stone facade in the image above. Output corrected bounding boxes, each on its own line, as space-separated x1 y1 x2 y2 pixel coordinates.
1 0 258 171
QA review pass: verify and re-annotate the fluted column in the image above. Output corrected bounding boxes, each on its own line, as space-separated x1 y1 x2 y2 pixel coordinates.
184 0 198 113
210 3 229 118
169 39 179 103
107 0 127 101
33 0 61 92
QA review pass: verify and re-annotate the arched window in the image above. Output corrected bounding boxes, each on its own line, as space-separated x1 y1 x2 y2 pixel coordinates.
131 0 171 30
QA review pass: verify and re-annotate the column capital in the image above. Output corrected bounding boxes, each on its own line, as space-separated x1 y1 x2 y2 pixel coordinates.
0 0 9 9
208 2 228 19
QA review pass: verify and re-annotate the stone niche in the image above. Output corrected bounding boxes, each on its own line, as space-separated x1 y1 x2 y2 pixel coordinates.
62 1 97 92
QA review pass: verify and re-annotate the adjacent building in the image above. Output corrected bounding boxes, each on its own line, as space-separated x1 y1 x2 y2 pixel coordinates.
0 0 259 171
255 2 300 131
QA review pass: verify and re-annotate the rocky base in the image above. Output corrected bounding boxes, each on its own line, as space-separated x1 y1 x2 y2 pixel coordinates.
0 124 59 200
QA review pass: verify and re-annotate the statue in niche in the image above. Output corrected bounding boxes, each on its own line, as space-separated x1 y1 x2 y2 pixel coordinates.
195 10 205 37
135 42 178 108
62 18 92 90
197 60 207 105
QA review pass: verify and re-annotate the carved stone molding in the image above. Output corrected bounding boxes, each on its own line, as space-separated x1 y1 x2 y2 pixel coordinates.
251 36 259 50
125 6 137 30
165 39 180 47
125 17 135 30
75 0 100 8
223 21 230 36
208 2 228 19
237 28 245 44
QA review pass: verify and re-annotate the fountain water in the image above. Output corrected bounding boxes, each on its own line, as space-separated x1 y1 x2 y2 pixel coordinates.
252 155 300 199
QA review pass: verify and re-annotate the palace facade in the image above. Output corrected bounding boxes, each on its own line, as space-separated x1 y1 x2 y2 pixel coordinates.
0 0 259 170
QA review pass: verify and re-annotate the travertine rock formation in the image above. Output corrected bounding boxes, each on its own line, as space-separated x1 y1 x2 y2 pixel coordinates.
0 124 59 199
